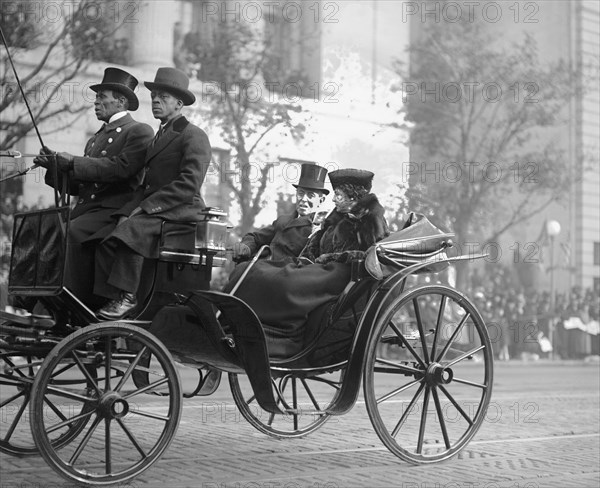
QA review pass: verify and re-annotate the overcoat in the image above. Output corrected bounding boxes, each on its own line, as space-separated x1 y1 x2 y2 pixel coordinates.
227 194 389 358
103 115 212 260
241 211 317 261
44 113 153 305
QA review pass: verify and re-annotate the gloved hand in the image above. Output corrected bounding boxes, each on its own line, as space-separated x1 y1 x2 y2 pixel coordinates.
55 152 74 172
33 146 55 169
232 242 252 262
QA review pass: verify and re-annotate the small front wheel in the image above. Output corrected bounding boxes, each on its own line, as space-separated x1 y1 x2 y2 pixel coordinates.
30 323 182 485
364 285 493 464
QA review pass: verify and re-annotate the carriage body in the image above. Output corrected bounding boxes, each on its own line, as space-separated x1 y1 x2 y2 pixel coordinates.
1 208 493 485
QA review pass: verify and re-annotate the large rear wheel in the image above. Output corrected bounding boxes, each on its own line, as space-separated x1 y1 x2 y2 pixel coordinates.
364 285 493 464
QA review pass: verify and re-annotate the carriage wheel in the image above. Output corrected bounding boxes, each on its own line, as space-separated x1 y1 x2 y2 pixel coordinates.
229 366 345 438
29 323 182 485
1 350 91 456
364 285 493 464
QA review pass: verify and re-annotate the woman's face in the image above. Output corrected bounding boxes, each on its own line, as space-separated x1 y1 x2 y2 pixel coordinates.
333 188 353 211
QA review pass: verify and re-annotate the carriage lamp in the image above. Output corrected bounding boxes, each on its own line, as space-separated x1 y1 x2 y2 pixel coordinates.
546 219 561 360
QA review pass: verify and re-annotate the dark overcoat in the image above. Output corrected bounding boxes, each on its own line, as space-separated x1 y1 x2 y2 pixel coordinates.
106 115 212 259
44 113 153 305
45 113 154 224
227 194 389 358
241 212 317 261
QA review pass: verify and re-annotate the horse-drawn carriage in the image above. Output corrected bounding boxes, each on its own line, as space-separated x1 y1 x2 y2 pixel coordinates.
0 202 493 485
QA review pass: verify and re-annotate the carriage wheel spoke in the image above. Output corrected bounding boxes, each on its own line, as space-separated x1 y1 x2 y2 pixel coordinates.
2 357 27 379
389 320 427 369
413 298 430 364
71 352 102 397
416 386 431 453
375 357 422 375
105 418 112 474
129 409 170 422
115 346 148 392
69 414 102 465
300 378 322 411
439 384 474 426
105 337 112 391
45 385 95 403
46 408 95 434
436 312 470 363
391 382 425 438
116 418 147 458
292 378 299 430
377 377 422 404
444 345 485 368
43 395 70 422
430 295 447 360
453 377 488 389
432 387 451 449
4 393 29 441
0 389 25 409
122 377 169 399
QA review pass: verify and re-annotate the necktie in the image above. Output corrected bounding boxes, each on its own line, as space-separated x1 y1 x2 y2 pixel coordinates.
152 126 164 147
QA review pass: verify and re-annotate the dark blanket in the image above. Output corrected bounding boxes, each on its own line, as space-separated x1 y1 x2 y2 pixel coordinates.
224 259 351 358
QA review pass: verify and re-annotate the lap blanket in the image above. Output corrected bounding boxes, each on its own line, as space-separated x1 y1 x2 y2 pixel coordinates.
224 260 351 358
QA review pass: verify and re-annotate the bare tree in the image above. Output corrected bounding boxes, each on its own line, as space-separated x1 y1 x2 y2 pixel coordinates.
184 19 308 235
1 0 133 150
395 19 589 286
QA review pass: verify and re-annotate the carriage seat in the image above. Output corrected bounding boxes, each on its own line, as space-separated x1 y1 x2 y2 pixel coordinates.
158 208 228 268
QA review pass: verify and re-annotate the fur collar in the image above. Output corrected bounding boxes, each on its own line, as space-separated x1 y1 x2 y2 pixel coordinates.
324 193 383 226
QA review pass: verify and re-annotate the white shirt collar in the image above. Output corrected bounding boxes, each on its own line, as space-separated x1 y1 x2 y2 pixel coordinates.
108 111 128 124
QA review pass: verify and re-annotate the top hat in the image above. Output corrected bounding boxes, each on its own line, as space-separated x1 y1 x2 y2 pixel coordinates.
144 67 196 106
90 67 140 111
328 169 374 192
292 163 329 195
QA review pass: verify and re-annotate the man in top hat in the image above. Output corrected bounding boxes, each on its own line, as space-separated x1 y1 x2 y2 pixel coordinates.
34 67 154 307
233 162 330 262
94 67 212 320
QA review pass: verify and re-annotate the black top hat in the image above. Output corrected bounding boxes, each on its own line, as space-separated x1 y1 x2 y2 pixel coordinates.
329 169 374 192
292 163 329 195
144 67 196 106
90 67 140 111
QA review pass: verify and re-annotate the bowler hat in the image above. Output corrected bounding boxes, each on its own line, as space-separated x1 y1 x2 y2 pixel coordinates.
329 169 374 192
292 163 329 195
144 67 196 106
90 67 140 111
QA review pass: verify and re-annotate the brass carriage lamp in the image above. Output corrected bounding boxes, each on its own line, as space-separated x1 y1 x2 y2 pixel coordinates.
546 219 561 360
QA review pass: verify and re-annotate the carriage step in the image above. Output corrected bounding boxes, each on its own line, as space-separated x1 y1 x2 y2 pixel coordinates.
1 308 56 329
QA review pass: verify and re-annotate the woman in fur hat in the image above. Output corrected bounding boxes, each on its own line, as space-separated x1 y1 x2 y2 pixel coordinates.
226 168 389 358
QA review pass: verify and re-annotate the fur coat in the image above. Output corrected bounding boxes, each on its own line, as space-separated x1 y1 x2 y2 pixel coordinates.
301 193 389 263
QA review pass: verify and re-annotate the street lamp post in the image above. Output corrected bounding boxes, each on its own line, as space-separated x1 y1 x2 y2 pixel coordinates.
546 220 561 359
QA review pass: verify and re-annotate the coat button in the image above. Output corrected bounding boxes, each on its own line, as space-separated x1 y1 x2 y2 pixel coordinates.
145 184 150 189
116 127 122 133
101 150 107 155
108 138 113 143
78 198 84 204
91 194 96 200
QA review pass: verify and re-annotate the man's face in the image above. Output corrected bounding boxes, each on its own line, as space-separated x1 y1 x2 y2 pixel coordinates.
295 187 325 216
94 90 123 122
150 90 182 123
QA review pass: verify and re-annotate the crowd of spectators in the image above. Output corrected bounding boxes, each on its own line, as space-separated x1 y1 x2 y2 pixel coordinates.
470 264 600 360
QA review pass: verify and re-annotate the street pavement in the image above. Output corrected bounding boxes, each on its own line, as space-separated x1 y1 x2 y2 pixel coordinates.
1 360 599 488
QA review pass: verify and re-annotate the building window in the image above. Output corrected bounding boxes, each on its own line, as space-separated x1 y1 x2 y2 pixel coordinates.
594 241 600 266
263 5 322 99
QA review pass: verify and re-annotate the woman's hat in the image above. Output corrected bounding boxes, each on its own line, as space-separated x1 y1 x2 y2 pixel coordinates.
144 67 196 106
329 169 374 192
90 67 140 111
292 163 330 194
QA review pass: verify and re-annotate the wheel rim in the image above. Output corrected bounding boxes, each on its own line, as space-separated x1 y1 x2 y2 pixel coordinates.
229 367 344 438
29 324 181 485
364 285 493 464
